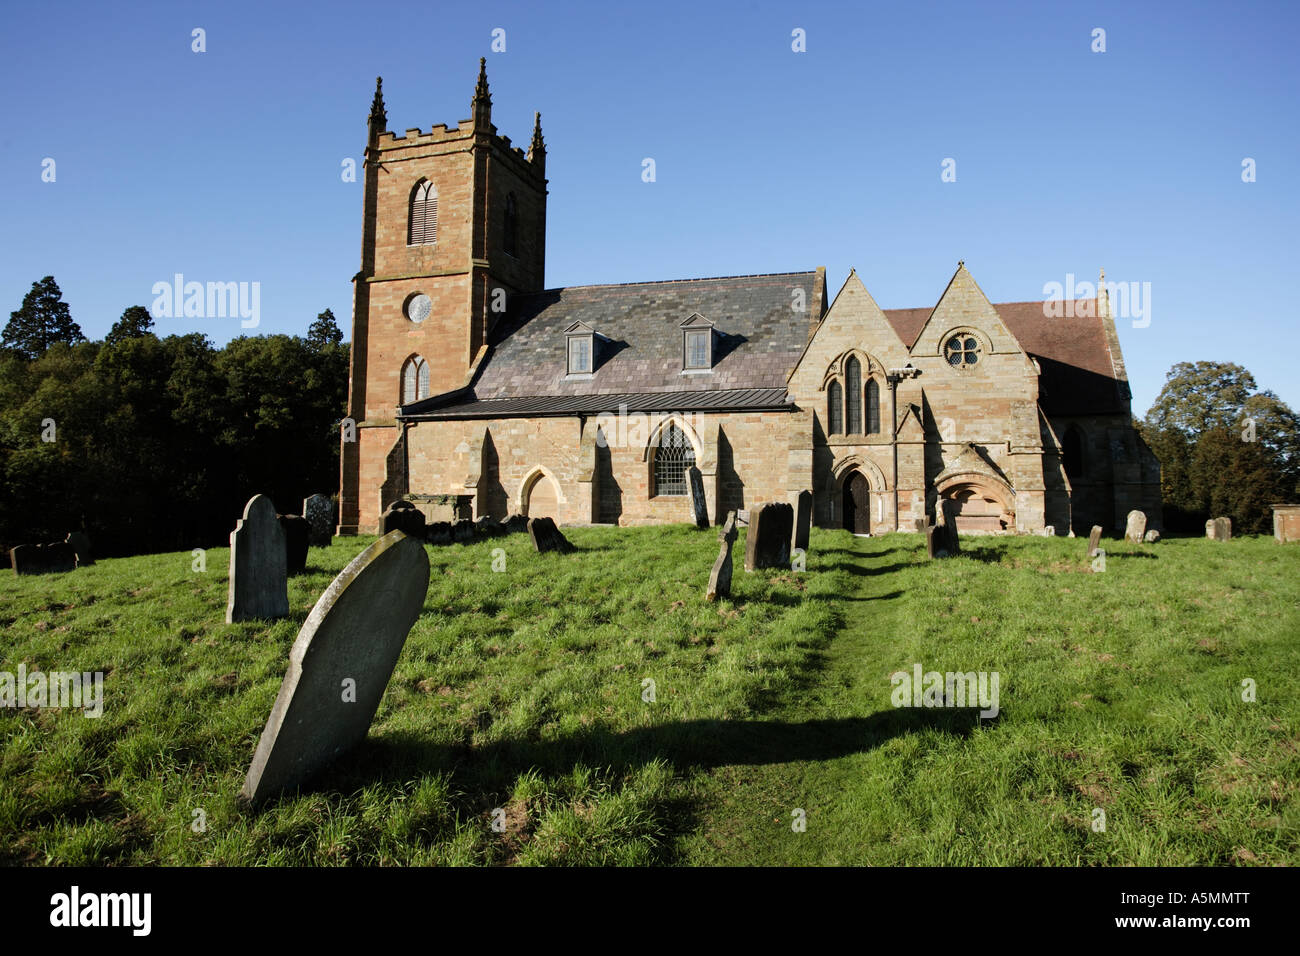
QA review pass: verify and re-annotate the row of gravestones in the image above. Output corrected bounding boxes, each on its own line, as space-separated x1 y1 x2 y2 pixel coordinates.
380 500 574 553
9 532 94 575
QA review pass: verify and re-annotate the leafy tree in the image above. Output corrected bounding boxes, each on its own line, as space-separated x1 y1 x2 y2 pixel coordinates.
2 276 85 359
104 305 156 346
306 308 343 349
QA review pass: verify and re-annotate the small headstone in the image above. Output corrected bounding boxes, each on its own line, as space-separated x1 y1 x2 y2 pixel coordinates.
475 515 503 538
1207 516 1232 541
1041 525 1055 537
451 518 476 543
503 514 529 535
744 502 793 572
936 500 960 556
302 494 334 547
226 494 289 624
279 514 309 576
914 517 925 533
1087 525 1103 557
425 521 452 545
707 511 739 601
1144 529 1160 543
792 490 812 553
528 516 574 554
65 532 94 567
381 501 426 538
1125 510 1147 544
925 525 938 559
239 531 430 805
10 542 77 576
687 466 709 529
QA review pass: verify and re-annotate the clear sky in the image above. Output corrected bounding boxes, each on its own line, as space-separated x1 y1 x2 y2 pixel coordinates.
2 0 1296 417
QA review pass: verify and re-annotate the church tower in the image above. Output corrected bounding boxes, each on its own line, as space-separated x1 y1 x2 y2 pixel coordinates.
339 62 548 534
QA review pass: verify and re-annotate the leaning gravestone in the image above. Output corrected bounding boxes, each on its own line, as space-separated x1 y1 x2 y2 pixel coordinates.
792 490 812 553
10 542 77 576
381 501 426 538
65 532 93 567
1124 510 1147 544
226 494 289 624
687 466 709 529
707 511 739 601
239 531 430 806
302 494 334 547
528 516 574 554
279 514 309 576
744 502 793 571
1087 525 1103 557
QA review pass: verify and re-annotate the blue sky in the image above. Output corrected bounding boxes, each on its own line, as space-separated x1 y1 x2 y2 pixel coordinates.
2 0 1296 416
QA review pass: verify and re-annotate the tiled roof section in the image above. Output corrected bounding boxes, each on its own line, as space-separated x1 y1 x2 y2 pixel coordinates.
472 272 819 398
881 299 1127 416
406 387 791 420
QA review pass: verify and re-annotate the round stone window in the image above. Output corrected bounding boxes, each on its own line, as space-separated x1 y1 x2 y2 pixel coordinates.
945 334 980 369
405 293 431 324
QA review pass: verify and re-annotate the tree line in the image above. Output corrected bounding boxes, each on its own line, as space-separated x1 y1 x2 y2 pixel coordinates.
1 276 349 558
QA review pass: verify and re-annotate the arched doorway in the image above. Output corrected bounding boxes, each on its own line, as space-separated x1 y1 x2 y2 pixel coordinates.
842 471 871 534
522 470 560 520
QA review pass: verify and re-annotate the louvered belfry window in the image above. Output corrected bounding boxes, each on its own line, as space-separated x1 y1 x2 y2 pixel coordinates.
408 180 438 245
402 356 430 404
845 357 863 434
866 378 881 434
827 380 843 435
654 423 695 496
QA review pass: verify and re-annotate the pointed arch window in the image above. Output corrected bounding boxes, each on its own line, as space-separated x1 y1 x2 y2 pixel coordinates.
866 378 881 434
402 355 430 404
504 193 518 257
845 357 863 434
653 422 695 497
408 180 438 245
827 380 843 435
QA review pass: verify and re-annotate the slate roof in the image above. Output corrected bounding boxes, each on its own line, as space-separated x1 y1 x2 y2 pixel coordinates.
406 272 817 418
404 274 1128 420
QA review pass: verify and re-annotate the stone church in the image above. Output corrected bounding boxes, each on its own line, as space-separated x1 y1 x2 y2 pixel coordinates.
338 64 1161 537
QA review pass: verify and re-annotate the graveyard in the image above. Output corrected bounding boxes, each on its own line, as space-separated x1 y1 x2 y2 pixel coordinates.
2 522 1297 866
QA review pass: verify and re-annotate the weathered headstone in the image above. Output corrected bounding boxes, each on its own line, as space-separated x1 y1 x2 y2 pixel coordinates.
1144 529 1160 543
302 494 334 547
744 502 793 571
279 514 309 576
10 542 77 576
925 525 938 559
239 531 430 805
65 532 93 567
425 521 452 545
687 466 709 529
226 494 289 624
707 511 739 601
1087 525 1103 556
503 514 529 535
1042 525 1055 537
914 517 926 533
381 501 426 539
1124 510 1147 544
528 516 574 554
475 515 503 538
1206 516 1231 541
935 500 960 556
791 490 812 553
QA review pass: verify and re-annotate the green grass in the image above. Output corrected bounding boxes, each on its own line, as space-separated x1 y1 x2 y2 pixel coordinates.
1 527 1297 865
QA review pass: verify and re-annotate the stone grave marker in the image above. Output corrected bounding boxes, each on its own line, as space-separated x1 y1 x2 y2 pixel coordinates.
425 521 452 545
528 516 574 554
1125 510 1147 544
1272 503 1300 543
707 511 739 601
451 519 476 543
65 532 93 567
1087 525 1103 557
1042 525 1055 537
792 490 812 553
503 514 529 535
1206 516 1232 541
239 531 430 805
10 542 77 576
1144 529 1160 543
687 466 709 529
279 514 309 576
925 525 938 559
935 500 960 557
303 494 334 547
381 501 426 538
744 502 793 571
226 494 289 624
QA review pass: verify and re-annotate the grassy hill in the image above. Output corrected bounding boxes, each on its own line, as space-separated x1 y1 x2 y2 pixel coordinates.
2 526 1297 865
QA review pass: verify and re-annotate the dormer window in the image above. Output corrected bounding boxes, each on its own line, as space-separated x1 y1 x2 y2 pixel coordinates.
564 321 601 377
680 313 715 372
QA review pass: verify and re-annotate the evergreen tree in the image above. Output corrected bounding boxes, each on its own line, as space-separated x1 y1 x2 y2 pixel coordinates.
2 276 85 359
306 308 343 349
104 305 156 346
